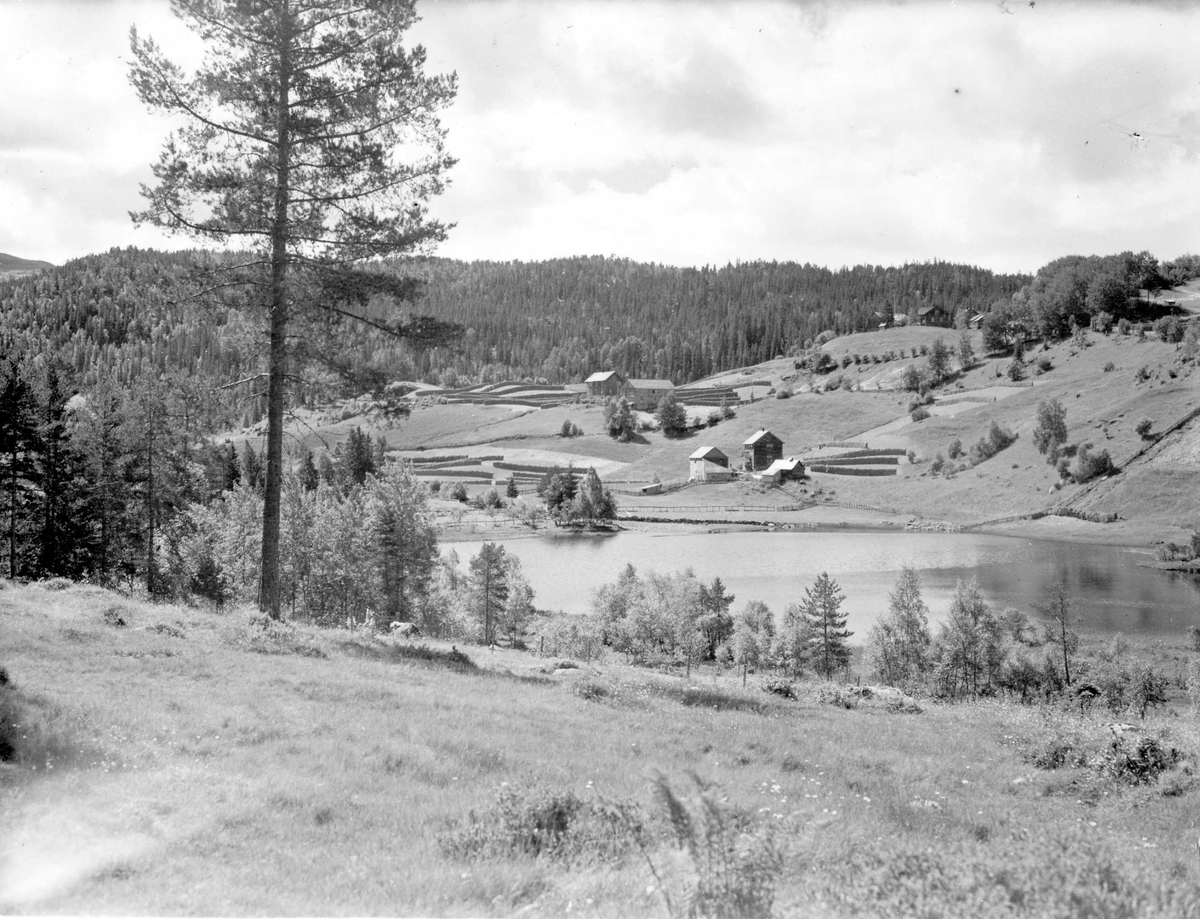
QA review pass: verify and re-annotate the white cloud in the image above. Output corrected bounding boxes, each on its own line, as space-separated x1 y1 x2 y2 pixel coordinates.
0 0 1196 272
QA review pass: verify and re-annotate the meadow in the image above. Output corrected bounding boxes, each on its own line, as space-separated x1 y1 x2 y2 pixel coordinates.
2 579 1199 917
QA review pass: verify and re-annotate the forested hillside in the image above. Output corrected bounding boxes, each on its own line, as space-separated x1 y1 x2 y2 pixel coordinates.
0 249 1031 400
0 249 250 414
403 256 1030 384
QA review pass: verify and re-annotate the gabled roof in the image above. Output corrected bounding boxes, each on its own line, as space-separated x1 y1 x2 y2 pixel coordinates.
689 446 728 461
918 305 943 315
585 370 623 383
744 429 782 446
626 378 674 389
763 457 805 475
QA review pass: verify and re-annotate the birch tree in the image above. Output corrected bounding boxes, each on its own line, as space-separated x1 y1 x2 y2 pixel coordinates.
130 0 456 617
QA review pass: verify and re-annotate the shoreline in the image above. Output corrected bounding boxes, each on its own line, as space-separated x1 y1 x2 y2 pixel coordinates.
437 510 1171 553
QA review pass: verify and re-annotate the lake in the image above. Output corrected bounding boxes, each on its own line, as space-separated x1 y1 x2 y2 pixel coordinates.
445 529 1200 641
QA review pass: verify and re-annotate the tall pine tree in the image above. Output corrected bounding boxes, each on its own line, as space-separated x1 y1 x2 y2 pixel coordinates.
131 0 456 617
801 572 853 678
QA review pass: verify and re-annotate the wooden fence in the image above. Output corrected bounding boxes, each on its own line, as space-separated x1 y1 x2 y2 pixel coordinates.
619 503 810 515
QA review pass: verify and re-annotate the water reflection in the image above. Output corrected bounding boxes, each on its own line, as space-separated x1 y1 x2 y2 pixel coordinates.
448 530 1200 642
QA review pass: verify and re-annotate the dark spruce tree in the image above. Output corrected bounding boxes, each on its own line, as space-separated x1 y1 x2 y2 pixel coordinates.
130 0 457 617
0 362 40 579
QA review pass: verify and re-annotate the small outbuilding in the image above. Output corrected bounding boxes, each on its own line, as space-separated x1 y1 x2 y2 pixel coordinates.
761 456 806 483
586 370 626 397
743 430 784 472
689 446 732 482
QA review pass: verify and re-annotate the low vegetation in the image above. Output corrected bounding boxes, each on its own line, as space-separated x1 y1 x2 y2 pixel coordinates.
2 578 1199 916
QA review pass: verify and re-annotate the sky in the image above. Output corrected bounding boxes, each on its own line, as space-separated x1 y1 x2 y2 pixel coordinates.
0 0 1197 275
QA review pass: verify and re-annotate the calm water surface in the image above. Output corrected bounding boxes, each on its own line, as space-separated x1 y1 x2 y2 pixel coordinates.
447 529 1200 641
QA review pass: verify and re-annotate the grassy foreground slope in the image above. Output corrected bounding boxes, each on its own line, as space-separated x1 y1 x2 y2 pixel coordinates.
3 581 1199 917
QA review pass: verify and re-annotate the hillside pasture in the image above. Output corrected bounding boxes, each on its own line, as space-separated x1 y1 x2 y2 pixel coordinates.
2 581 1199 916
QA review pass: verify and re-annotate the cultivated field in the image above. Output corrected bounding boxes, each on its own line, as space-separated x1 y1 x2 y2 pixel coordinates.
2 581 1199 916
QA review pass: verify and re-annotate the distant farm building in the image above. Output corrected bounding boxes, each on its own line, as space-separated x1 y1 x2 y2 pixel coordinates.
585 370 625 397
756 456 805 484
689 446 732 483
917 305 949 326
624 378 675 411
743 430 784 472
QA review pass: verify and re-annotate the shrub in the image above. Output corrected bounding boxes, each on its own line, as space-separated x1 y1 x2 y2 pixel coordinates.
1136 418 1154 438
1035 355 1053 373
439 782 645 866
427 480 441 494
604 398 636 441
910 406 930 422
1026 737 1085 770
101 605 131 628
656 393 689 439
1131 665 1170 719
572 679 611 702
1155 315 1184 343
988 421 1016 451
644 773 784 919
0 677 17 763
1103 361 1116 372
761 678 797 700
1074 444 1114 482
0 673 84 769
1135 365 1151 383
930 453 945 475
450 482 468 502
1103 733 1180 784
901 365 924 392
1007 357 1025 381
244 616 328 658
947 438 963 459
774 386 793 401
1117 317 1132 334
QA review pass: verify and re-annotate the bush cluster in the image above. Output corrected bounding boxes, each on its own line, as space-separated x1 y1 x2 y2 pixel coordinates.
1074 444 1114 482
928 423 1015 478
438 782 644 866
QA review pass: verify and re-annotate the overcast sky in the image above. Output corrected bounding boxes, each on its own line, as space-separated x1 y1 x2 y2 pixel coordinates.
1 0 1196 274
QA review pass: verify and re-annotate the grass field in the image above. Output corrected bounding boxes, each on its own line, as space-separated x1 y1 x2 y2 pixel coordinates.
3 580 1200 916
285 324 1200 547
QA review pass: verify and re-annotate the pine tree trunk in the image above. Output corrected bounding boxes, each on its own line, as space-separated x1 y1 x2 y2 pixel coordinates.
260 4 292 619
